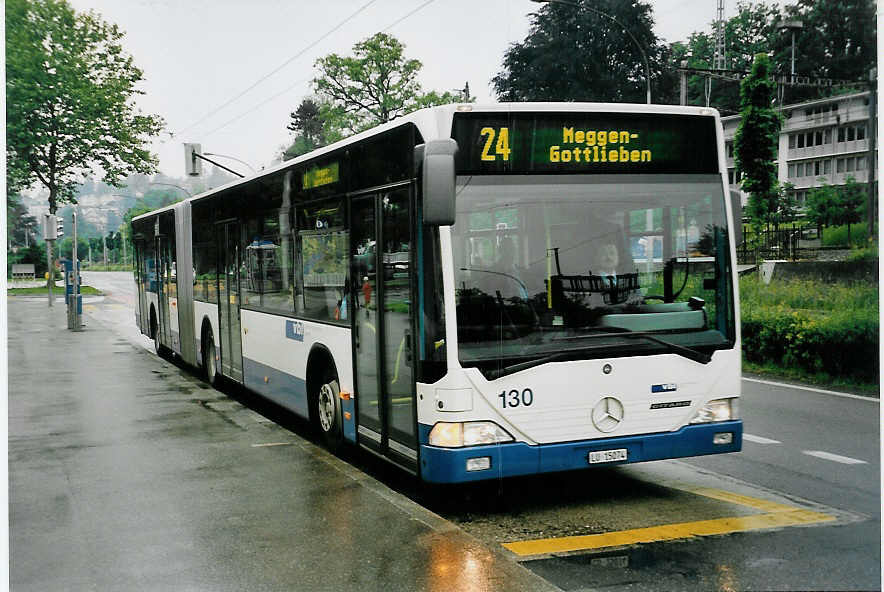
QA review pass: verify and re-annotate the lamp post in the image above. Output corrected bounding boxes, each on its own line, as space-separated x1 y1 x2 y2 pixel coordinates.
530 0 652 104
777 20 803 84
203 152 256 175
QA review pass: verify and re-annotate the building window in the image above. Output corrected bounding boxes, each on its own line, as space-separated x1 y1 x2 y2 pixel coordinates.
788 163 796 177
797 134 805 148
856 156 866 170
824 129 832 144
824 159 831 174
788 134 796 149
836 158 845 173
846 157 855 172
857 125 866 141
838 127 846 142
847 127 856 141
814 161 821 176
814 130 823 146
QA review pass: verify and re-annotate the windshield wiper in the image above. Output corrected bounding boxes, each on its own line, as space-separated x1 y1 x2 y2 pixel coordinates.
554 326 712 365
488 352 573 379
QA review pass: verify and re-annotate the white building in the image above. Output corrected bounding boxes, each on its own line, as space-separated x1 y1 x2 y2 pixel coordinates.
722 90 877 208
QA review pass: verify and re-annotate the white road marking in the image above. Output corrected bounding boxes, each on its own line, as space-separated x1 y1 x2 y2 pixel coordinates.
743 377 879 402
743 433 782 444
802 450 867 465
251 442 292 448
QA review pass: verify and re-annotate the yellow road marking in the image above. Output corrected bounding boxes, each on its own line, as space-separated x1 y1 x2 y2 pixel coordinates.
502 509 835 556
501 487 836 557
672 486 797 513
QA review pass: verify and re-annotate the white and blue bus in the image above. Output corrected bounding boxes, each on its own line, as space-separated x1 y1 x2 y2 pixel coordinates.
133 103 742 483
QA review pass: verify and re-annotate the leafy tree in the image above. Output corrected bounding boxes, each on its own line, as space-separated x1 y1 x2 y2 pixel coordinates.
282 97 341 161
7 193 39 247
805 182 839 230
674 0 876 109
835 176 866 243
57 236 90 261
733 53 781 234
6 0 164 215
674 2 781 112
806 176 866 242
493 0 675 104
778 0 876 99
312 33 465 135
772 182 799 229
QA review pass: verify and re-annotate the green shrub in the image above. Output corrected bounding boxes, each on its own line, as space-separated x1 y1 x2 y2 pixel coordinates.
740 275 879 382
822 222 869 247
846 245 879 263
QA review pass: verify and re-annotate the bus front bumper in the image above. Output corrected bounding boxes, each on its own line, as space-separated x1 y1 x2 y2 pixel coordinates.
418 420 742 484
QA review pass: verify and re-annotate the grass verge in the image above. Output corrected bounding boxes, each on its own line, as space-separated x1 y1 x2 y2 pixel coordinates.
743 359 879 397
8 285 102 296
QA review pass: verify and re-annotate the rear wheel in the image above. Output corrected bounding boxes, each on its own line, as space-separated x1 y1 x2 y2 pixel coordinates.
150 309 163 356
314 374 343 452
203 329 219 386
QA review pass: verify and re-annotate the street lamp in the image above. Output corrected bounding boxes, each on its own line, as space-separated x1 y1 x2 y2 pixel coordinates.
203 152 257 174
777 20 803 84
530 0 652 104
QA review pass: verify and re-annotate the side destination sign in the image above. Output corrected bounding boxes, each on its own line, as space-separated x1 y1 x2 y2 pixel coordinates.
303 162 340 190
452 112 718 175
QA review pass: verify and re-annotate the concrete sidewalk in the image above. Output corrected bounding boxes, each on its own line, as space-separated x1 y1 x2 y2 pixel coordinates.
8 297 556 592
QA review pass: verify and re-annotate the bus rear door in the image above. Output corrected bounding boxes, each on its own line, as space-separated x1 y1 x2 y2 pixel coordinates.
216 221 244 383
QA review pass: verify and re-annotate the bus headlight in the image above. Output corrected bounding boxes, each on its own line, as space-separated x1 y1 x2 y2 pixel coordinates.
428 421 514 448
690 398 739 424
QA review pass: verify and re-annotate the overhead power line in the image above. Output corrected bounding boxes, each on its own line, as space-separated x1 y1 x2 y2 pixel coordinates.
199 0 438 141
176 0 381 137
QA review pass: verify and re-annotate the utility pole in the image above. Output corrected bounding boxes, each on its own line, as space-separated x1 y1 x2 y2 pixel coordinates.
69 212 82 330
707 0 726 107
868 67 877 237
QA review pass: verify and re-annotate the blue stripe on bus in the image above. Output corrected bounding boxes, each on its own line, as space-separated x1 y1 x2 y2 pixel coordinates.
417 420 743 484
242 357 309 419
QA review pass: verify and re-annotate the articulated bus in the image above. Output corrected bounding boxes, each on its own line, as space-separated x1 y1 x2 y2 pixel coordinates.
132 103 742 483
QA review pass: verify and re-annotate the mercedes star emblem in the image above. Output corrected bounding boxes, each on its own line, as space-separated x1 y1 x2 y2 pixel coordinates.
592 397 625 433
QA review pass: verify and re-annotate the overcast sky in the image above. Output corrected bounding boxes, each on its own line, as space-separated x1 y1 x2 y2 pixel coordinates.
66 0 745 180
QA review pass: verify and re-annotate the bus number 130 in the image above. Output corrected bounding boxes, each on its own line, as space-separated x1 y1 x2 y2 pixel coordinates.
499 388 534 408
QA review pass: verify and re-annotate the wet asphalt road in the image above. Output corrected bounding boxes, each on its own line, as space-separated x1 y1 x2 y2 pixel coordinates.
9 279 553 592
12 272 880 591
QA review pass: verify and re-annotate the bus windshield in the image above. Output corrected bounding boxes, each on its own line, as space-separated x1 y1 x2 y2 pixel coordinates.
452 174 735 378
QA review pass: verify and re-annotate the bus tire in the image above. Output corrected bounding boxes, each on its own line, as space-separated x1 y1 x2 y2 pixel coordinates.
150 307 164 357
202 328 219 387
314 373 343 453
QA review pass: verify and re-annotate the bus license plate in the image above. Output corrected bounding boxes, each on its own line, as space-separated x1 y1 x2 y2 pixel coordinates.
588 449 628 464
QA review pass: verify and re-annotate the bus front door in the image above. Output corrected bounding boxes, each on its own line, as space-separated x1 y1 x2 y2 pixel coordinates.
351 188 417 471
217 222 244 382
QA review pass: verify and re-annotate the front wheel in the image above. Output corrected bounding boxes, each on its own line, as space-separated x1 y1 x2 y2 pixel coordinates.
315 376 343 452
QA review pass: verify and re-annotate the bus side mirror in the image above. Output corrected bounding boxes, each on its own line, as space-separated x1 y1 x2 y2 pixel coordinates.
417 139 458 226
729 189 743 246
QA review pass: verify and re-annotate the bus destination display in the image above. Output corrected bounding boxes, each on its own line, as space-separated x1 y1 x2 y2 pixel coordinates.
452 112 718 175
302 161 340 190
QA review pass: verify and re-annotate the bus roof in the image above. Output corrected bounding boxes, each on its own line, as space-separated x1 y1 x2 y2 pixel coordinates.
133 102 721 223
